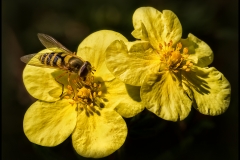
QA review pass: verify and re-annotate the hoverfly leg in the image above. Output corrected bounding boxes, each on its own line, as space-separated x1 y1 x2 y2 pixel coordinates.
91 66 96 74
54 71 68 97
55 78 65 98
68 72 76 99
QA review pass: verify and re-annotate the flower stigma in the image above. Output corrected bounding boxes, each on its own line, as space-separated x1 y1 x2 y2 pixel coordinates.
63 74 104 116
158 40 193 73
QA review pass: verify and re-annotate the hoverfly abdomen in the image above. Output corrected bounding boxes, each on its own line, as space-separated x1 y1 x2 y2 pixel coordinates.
39 52 66 68
52 53 61 66
39 53 52 66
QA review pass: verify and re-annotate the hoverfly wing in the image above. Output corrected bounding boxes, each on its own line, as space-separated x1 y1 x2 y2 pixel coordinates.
37 33 73 54
20 53 37 64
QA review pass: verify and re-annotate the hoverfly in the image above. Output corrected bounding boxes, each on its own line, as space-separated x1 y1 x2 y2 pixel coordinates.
21 33 94 96
21 33 93 80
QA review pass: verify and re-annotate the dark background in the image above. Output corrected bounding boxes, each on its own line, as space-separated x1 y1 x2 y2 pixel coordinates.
2 0 238 160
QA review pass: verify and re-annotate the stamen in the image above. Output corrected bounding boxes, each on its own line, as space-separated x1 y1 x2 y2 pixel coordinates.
63 74 104 116
176 43 182 50
183 48 188 54
69 101 75 105
67 85 73 90
159 43 163 50
186 61 191 66
98 91 102 96
158 40 192 72
182 65 188 70
173 70 178 73
168 40 173 47
67 90 72 95
93 92 97 98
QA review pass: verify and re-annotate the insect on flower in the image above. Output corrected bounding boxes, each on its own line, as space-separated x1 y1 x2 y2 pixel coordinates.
21 33 95 95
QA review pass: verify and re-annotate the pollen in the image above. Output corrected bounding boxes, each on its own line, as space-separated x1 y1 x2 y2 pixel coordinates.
63 75 104 116
64 96 70 99
77 87 91 98
158 40 193 72
98 91 102 96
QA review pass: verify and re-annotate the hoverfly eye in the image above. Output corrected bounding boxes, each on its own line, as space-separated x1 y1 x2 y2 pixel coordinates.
79 61 91 77
79 66 88 77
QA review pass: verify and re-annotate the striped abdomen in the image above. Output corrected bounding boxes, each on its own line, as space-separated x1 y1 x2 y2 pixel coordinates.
39 52 84 73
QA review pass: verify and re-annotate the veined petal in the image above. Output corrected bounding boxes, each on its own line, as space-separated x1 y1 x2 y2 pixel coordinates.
72 109 127 158
77 30 128 81
180 33 214 67
78 47 114 82
106 40 160 86
132 7 182 49
103 79 144 118
182 66 231 115
23 99 77 146
23 65 63 102
141 71 192 121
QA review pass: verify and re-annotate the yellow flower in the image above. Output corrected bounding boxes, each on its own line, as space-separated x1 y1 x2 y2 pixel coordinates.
105 7 231 121
23 30 143 158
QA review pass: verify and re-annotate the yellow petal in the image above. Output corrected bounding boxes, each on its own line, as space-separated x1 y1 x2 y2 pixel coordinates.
23 65 64 102
132 7 182 49
106 40 160 86
180 33 214 67
182 66 231 115
23 99 77 146
104 79 144 118
78 47 114 82
72 109 127 158
141 71 192 121
77 30 128 81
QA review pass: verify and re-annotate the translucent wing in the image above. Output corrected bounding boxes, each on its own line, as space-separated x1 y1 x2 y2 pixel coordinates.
20 33 85 70
20 53 37 64
38 33 73 54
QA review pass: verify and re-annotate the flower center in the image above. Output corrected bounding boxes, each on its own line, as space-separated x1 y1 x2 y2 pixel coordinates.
158 40 193 73
63 75 104 116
